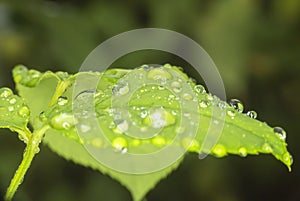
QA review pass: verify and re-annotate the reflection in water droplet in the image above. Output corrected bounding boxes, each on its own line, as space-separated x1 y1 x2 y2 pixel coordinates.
238 147 247 157
18 106 30 118
246 110 257 119
229 99 244 113
50 113 77 130
57 96 68 106
194 85 206 94
273 126 286 141
0 88 13 98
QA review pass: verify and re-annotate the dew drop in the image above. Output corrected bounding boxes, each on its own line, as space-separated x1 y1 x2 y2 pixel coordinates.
147 68 172 80
50 113 76 130
8 106 14 112
273 126 286 141
131 139 141 147
39 112 47 122
18 106 30 118
262 143 272 153
112 137 128 153
9 98 17 104
283 152 293 166
194 85 206 94
199 100 210 108
91 138 103 148
79 124 91 133
238 147 247 157
227 108 236 118
151 136 166 147
212 144 227 157
112 82 129 96
0 88 13 98
229 99 244 113
18 134 28 144
217 101 227 109
140 110 148 118
115 119 129 133
147 108 175 128
182 93 193 100
57 96 68 106
33 147 40 154
246 110 257 119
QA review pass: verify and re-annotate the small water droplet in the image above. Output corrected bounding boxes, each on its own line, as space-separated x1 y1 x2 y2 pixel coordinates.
217 101 227 109
147 68 172 81
238 147 247 157
158 85 165 90
182 93 193 100
9 98 17 104
57 96 68 106
33 147 40 154
194 85 206 94
112 82 129 96
0 88 13 98
227 108 236 118
283 152 293 166
79 124 91 133
262 143 272 153
112 137 128 153
229 99 244 113
147 108 175 128
115 119 129 133
212 144 227 157
151 136 166 146
8 106 14 112
246 110 257 119
140 110 148 118
131 139 141 146
199 100 210 108
39 112 47 122
171 81 182 93
18 106 30 118
18 134 28 144
273 126 286 141
91 138 103 148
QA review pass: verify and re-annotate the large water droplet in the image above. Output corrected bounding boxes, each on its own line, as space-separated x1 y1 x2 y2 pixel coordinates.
273 127 286 141
0 88 13 98
57 96 68 106
39 112 47 122
50 113 77 130
246 110 257 119
212 144 227 157
194 85 206 94
229 99 244 113
18 106 30 118
112 137 128 153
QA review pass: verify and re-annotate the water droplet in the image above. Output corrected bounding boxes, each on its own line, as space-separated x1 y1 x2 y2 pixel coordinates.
18 134 28 144
283 152 293 166
79 124 91 133
33 147 40 154
229 99 244 113
246 110 257 119
206 94 214 101
238 147 247 157
217 101 227 109
112 82 129 96
8 106 14 112
9 98 17 104
0 88 13 98
148 108 175 128
199 100 210 108
158 85 165 90
151 136 166 146
273 126 286 141
140 110 148 118
39 112 47 122
182 93 193 100
57 96 68 106
147 68 172 81
112 137 128 153
227 108 236 118
194 85 206 94
50 113 77 130
212 144 227 157
18 106 30 118
131 139 141 146
171 81 182 93
91 138 103 148
262 143 272 153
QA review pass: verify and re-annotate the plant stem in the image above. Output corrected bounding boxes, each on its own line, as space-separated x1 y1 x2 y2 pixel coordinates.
49 80 70 106
5 125 50 201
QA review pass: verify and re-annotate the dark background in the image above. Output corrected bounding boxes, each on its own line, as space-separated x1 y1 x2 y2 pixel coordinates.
0 0 299 201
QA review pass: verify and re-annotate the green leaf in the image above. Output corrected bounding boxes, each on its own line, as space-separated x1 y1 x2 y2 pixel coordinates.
13 64 293 201
0 87 31 142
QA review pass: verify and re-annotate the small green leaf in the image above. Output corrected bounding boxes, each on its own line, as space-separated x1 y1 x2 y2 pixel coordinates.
0 87 31 142
13 64 293 201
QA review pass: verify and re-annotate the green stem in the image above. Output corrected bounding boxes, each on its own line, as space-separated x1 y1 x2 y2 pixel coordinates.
5 125 50 201
49 81 70 106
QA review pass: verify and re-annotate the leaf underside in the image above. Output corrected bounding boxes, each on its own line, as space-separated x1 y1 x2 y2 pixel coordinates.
11 64 293 201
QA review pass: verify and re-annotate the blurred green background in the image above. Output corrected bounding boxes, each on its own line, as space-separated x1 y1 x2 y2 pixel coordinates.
0 0 300 200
